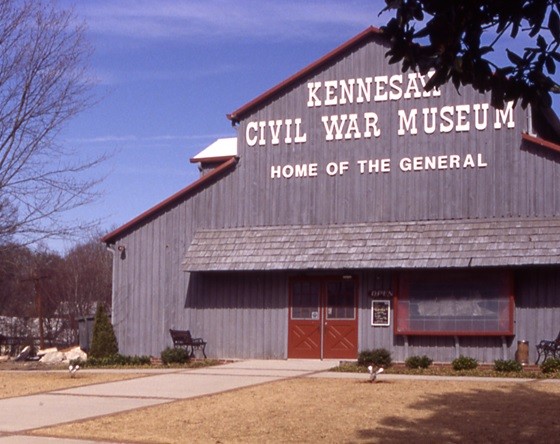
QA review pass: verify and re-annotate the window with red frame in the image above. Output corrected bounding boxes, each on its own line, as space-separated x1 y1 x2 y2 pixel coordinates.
395 270 514 336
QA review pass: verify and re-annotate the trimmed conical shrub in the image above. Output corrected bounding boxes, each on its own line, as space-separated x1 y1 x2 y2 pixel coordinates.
89 303 118 358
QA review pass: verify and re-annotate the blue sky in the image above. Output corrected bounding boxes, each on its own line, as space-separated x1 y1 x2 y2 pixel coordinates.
55 0 383 250
55 0 558 251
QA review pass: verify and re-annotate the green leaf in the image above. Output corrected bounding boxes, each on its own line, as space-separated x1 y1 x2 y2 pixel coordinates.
549 10 560 43
524 47 538 62
424 68 447 91
537 35 546 50
384 0 403 11
413 27 430 38
506 49 523 66
545 55 556 75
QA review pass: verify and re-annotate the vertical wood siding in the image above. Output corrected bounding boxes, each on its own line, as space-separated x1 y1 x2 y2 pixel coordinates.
109 35 560 360
357 268 560 363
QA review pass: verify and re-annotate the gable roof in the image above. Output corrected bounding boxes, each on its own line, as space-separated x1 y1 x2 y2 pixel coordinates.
102 27 560 246
102 29 385 245
101 157 237 244
190 137 237 163
227 26 385 123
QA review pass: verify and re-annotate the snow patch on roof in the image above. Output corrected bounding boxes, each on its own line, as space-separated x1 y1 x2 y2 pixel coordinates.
191 137 237 162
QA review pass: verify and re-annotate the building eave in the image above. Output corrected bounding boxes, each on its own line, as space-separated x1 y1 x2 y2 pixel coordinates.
101 157 238 244
189 155 236 164
183 218 560 272
522 132 560 155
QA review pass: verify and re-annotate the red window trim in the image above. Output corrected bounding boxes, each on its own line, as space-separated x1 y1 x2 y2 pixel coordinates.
394 269 515 337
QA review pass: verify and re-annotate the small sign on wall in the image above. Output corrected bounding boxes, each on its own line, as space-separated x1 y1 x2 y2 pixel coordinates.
371 300 391 327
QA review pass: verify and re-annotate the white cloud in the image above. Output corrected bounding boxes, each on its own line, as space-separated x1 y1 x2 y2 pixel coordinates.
74 0 382 42
91 63 243 86
66 133 233 146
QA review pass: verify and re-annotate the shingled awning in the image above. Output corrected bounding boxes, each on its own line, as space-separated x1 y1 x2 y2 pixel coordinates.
182 218 560 271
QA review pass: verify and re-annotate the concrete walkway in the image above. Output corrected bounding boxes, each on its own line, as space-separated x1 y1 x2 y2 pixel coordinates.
0 359 339 443
1 359 556 443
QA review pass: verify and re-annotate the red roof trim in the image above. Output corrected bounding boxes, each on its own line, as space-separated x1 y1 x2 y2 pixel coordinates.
522 132 560 154
227 26 384 123
189 155 237 164
101 157 238 244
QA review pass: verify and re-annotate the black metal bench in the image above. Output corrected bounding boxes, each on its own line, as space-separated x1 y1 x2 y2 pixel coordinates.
169 329 207 358
535 330 560 364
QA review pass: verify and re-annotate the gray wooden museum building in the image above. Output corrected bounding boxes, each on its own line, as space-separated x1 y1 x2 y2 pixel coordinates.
103 28 560 363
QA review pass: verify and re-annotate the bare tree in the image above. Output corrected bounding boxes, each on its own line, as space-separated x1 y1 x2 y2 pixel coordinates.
0 0 103 247
0 243 34 316
62 238 112 320
0 238 111 347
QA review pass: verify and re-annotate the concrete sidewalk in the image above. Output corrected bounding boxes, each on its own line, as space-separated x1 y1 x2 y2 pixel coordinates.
2 360 554 443
0 359 339 442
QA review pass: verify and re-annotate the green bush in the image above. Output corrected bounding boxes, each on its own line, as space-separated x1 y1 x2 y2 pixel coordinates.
161 347 191 365
357 348 392 368
494 359 523 372
405 355 433 369
541 358 560 374
89 303 118 359
451 355 478 371
70 355 151 368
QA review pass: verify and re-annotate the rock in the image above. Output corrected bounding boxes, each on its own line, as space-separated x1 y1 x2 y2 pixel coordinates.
37 347 58 357
64 346 87 362
39 350 65 364
15 345 32 362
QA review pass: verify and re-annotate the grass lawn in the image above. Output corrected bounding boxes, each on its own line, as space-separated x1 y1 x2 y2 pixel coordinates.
0 370 149 399
29 376 560 443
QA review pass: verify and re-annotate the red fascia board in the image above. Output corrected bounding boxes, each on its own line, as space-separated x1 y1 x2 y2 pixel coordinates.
189 155 236 164
101 157 238 244
522 132 560 154
227 26 384 123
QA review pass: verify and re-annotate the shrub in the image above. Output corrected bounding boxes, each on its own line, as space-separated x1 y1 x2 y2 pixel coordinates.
451 355 478 371
494 359 522 372
541 358 560 374
357 348 392 368
70 355 151 368
89 303 118 359
69 357 86 368
405 355 433 369
161 347 191 365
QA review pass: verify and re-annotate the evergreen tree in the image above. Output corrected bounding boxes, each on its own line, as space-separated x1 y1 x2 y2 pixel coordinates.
89 303 118 358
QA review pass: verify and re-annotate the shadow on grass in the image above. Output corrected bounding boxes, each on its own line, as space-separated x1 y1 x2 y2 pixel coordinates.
357 383 560 443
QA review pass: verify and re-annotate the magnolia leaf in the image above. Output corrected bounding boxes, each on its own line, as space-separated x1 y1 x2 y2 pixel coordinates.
506 49 523 66
545 56 556 75
549 10 560 42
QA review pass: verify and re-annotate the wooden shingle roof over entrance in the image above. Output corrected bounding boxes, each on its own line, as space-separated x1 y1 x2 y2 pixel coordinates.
183 218 560 271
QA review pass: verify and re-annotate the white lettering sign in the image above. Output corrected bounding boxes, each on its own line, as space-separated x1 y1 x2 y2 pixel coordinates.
271 154 488 179
245 69 517 182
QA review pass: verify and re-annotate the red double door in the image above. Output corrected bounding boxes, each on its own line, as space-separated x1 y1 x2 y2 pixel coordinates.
288 277 358 359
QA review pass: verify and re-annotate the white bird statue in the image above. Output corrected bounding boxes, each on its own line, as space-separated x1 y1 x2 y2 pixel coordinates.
68 364 80 378
367 365 384 382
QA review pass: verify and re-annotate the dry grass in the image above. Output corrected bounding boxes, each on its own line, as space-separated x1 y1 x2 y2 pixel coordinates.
0 370 147 399
32 377 560 443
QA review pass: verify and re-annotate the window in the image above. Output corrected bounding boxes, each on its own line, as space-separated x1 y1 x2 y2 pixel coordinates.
291 281 320 319
326 280 355 320
395 270 513 336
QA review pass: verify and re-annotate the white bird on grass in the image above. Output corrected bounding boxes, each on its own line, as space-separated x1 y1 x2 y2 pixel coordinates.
367 365 384 382
69 364 80 378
